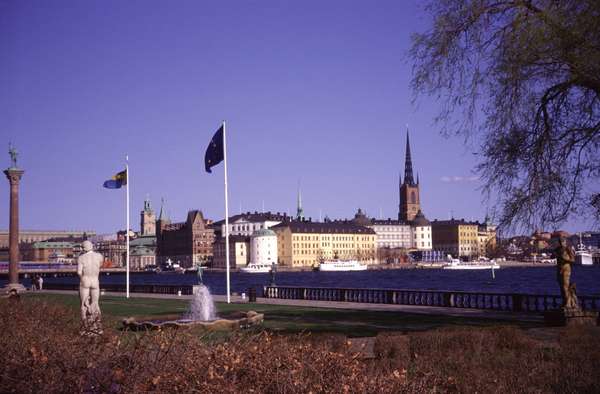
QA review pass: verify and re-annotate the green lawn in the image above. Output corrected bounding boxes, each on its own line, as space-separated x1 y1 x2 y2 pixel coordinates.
26 292 541 336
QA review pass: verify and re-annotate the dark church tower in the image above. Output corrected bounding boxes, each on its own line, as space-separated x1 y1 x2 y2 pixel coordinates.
398 131 421 222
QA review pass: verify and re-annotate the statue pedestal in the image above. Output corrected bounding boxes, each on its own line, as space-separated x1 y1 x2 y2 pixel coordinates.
544 308 599 327
3 283 27 295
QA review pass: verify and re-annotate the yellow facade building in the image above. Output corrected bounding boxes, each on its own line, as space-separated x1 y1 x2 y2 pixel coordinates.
271 220 376 268
431 219 480 258
477 219 497 257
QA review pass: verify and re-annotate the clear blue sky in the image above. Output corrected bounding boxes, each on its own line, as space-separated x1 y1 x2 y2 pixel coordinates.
0 0 586 235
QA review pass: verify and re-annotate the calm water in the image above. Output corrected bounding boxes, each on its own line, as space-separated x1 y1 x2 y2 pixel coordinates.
15 265 600 296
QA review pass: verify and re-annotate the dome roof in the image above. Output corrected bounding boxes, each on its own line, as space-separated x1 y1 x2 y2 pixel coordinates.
411 210 430 227
251 228 276 237
352 208 371 226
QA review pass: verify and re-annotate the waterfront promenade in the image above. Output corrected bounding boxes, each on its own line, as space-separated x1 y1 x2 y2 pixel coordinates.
39 288 542 324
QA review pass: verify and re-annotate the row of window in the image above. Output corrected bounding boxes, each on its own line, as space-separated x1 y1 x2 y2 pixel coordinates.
292 242 374 249
291 235 373 241
380 234 411 240
230 224 264 232
373 227 411 232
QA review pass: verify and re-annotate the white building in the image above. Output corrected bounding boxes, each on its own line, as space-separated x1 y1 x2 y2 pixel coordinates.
411 211 432 250
250 229 278 265
215 212 286 237
370 220 413 249
352 208 432 251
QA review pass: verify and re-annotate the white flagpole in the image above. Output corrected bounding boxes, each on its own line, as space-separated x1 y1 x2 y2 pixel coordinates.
126 156 130 299
223 121 231 303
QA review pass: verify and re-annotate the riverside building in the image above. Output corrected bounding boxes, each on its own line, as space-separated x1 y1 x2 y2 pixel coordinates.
271 219 376 268
431 218 480 258
352 208 432 253
250 228 278 266
155 202 215 268
212 235 249 269
0 230 95 248
212 211 286 237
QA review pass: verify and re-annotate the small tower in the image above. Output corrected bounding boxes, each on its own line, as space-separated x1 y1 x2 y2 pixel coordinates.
398 129 421 222
140 195 156 236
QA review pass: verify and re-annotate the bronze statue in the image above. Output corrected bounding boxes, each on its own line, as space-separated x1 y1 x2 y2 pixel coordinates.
555 237 577 309
8 142 18 168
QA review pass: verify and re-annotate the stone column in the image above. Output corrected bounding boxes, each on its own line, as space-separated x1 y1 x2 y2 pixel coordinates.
4 167 25 293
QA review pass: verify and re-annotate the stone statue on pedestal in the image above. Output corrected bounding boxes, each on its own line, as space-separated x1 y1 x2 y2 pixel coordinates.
77 240 103 334
544 235 598 326
555 237 576 309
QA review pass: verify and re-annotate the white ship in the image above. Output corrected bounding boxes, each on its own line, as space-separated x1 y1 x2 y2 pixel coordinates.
443 256 500 270
318 260 368 272
575 234 593 266
240 263 273 273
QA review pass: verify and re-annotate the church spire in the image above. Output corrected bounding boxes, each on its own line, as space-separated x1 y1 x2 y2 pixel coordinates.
404 128 415 185
296 183 304 220
398 171 402 221
158 197 166 220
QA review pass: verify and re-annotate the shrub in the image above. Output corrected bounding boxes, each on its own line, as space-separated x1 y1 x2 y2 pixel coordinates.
1 298 599 393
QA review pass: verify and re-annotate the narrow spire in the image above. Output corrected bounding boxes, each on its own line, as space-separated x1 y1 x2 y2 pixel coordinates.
297 182 304 220
398 171 402 221
404 128 415 185
417 172 420 185
158 198 165 220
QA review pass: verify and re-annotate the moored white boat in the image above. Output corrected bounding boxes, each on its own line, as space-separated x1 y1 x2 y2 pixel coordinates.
443 257 500 270
240 263 273 273
318 260 368 272
575 234 593 265
575 249 593 266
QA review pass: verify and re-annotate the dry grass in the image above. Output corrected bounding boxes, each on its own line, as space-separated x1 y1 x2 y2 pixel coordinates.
1 297 599 393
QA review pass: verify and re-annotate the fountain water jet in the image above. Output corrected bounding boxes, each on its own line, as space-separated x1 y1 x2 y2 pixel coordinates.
122 280 264 331
183 284 217 321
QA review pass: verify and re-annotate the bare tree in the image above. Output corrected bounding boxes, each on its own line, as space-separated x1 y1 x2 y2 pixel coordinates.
411 0 600 232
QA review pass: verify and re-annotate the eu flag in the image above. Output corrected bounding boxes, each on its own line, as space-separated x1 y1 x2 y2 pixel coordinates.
103 169 127 189
204 125 224 173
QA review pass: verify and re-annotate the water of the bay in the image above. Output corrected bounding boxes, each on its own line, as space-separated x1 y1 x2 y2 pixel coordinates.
30 265 600 296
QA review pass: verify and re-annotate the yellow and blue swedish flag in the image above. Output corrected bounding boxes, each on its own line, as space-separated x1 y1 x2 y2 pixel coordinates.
103 169 127 189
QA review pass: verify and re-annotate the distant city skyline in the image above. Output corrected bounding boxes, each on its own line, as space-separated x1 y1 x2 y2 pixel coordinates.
1 0 591 235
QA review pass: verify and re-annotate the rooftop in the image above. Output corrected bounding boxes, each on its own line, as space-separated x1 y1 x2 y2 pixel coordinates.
431 218 481 226
32 241 77 249
212 211 287 226
271 220 375 234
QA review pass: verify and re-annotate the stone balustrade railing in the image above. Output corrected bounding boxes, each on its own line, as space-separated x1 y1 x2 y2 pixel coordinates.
44 282 195 295
263 286 600 313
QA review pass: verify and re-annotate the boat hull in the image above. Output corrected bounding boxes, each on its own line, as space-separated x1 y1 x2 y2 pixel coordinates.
576 253 593 266
240 265 272 273
319 260 368 272
443 264 500 270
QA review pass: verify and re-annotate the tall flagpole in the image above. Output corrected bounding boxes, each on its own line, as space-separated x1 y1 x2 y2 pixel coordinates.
126 156 130 299
223 121 231 303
